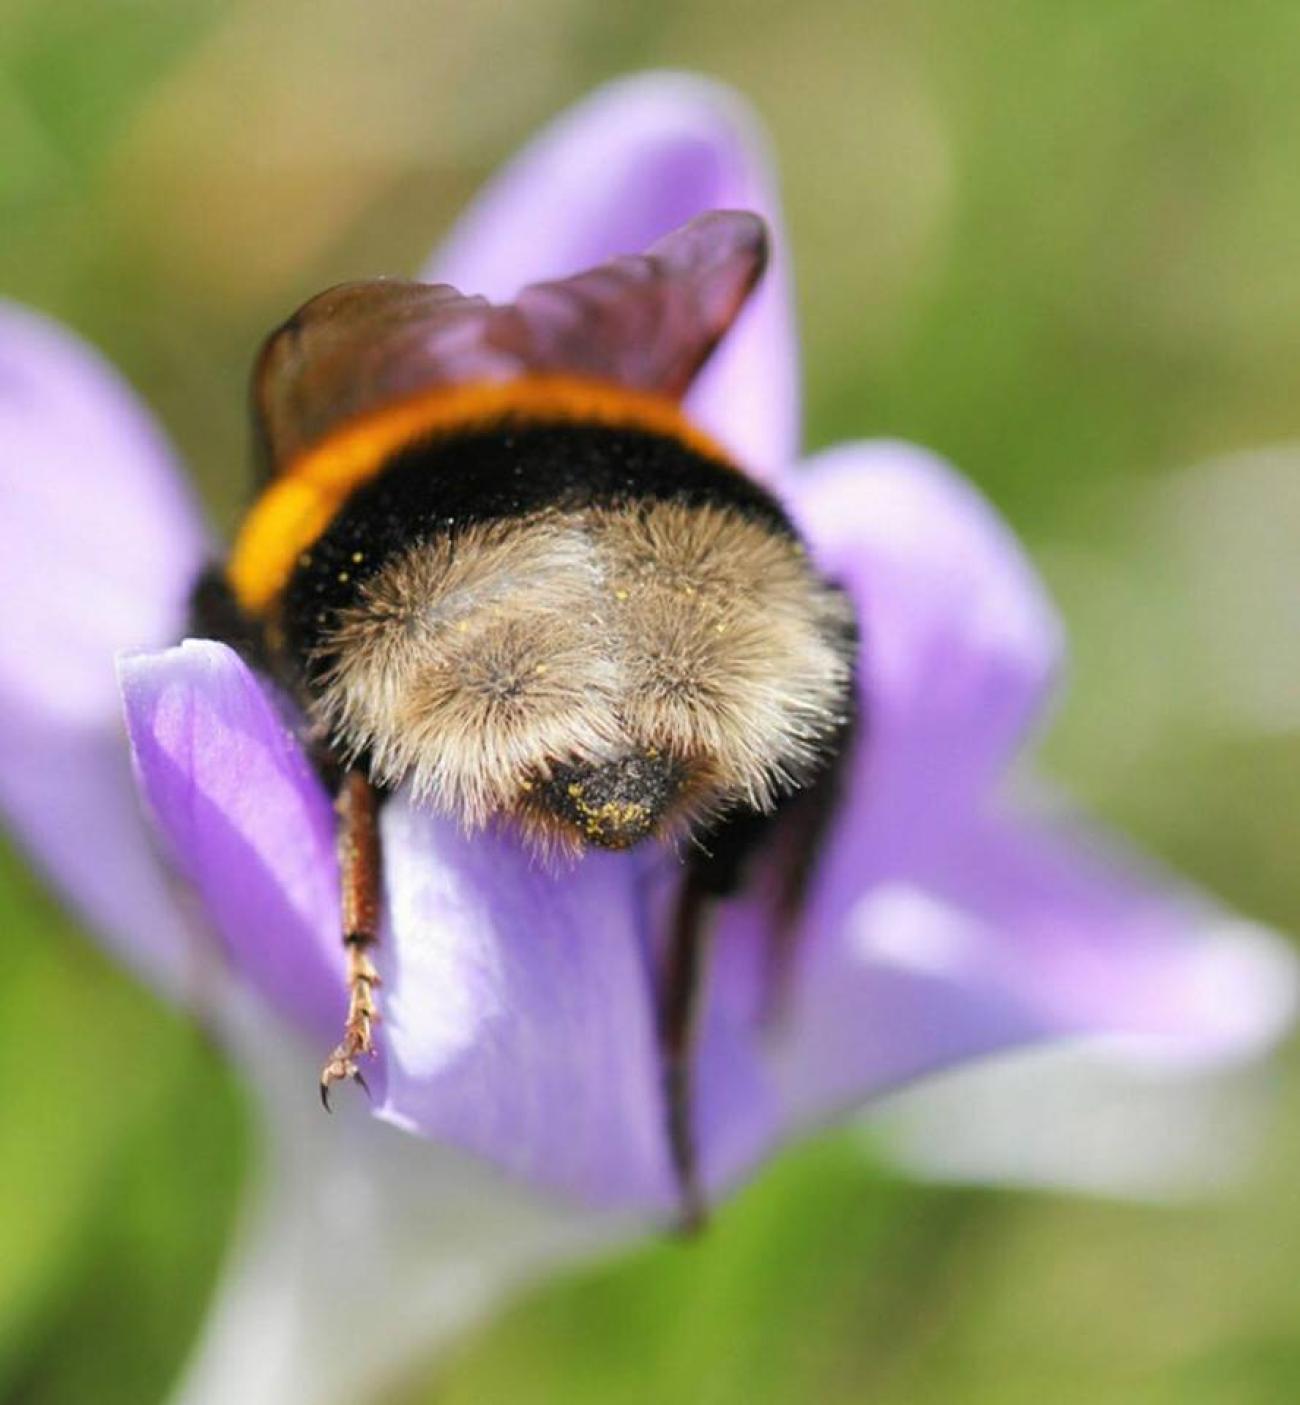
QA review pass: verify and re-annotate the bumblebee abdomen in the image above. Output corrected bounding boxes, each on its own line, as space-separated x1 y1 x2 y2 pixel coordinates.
277 412 796 683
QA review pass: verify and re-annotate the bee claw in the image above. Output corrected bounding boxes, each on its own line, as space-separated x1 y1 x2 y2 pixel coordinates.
319 1037 377 1111
319 922 380 1112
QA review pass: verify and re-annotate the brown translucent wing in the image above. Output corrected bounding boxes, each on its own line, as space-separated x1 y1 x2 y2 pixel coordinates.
252 210 768 475
251 281 490 476
491 210 769 399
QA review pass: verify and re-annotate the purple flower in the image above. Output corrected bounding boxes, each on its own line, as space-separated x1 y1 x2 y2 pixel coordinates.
1 72 1294 1241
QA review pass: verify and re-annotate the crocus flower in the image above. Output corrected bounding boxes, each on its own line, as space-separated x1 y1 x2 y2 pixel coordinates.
2 72 1295 1405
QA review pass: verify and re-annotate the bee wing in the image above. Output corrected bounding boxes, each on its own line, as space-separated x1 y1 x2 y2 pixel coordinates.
252 280 492 475
253 210 768 474
497 209 769 399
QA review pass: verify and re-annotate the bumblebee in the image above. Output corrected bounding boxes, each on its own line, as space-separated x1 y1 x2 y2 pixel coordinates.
194 211 857 1223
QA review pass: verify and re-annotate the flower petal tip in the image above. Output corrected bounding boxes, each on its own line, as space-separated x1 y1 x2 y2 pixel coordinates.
1173 917 1300 1067
424 69 798 478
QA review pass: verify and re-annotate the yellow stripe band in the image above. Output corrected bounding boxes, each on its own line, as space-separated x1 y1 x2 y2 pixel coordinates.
227 375 733 616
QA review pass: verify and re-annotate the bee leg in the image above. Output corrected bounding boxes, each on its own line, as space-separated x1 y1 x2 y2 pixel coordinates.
656 696 860 1213
755 738 852 1030
320 768 383 1109
659 873 714 1233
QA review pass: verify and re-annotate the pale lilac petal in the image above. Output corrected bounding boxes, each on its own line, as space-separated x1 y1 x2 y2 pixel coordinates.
0 716 209 998
0 303 207 719
376 805 777 1210
173 997 629 1405
782 440 1064 848
374 802 671 1208
0 302 211 995
690 994 782 1200
120 641 346 1040
424 72 798 478
935 815 1297 1061
729 802 1297 1133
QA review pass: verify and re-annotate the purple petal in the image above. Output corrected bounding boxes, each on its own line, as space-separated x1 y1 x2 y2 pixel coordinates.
0 302 211 995
374 804 674 1208
781 440 1064 848
375 802 777 1211
731 802 1296 1134
0 716 210 998
712 440 1292 1153
120 641 346 1040
424 72 799 479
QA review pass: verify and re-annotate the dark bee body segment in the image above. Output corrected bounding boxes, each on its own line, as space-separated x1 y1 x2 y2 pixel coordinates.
540 752 690 851
189 565 271 674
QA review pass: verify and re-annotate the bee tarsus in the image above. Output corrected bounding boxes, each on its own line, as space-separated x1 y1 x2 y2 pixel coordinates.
319 769 384 1109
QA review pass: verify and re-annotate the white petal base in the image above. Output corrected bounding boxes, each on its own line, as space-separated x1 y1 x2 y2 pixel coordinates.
171 992 631 1405
866 1037 1282 1200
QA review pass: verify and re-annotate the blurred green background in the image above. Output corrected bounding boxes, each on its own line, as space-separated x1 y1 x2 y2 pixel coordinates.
4 0 1300 1400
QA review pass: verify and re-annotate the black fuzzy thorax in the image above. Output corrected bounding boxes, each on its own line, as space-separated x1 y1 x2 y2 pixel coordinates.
278 419 798 681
